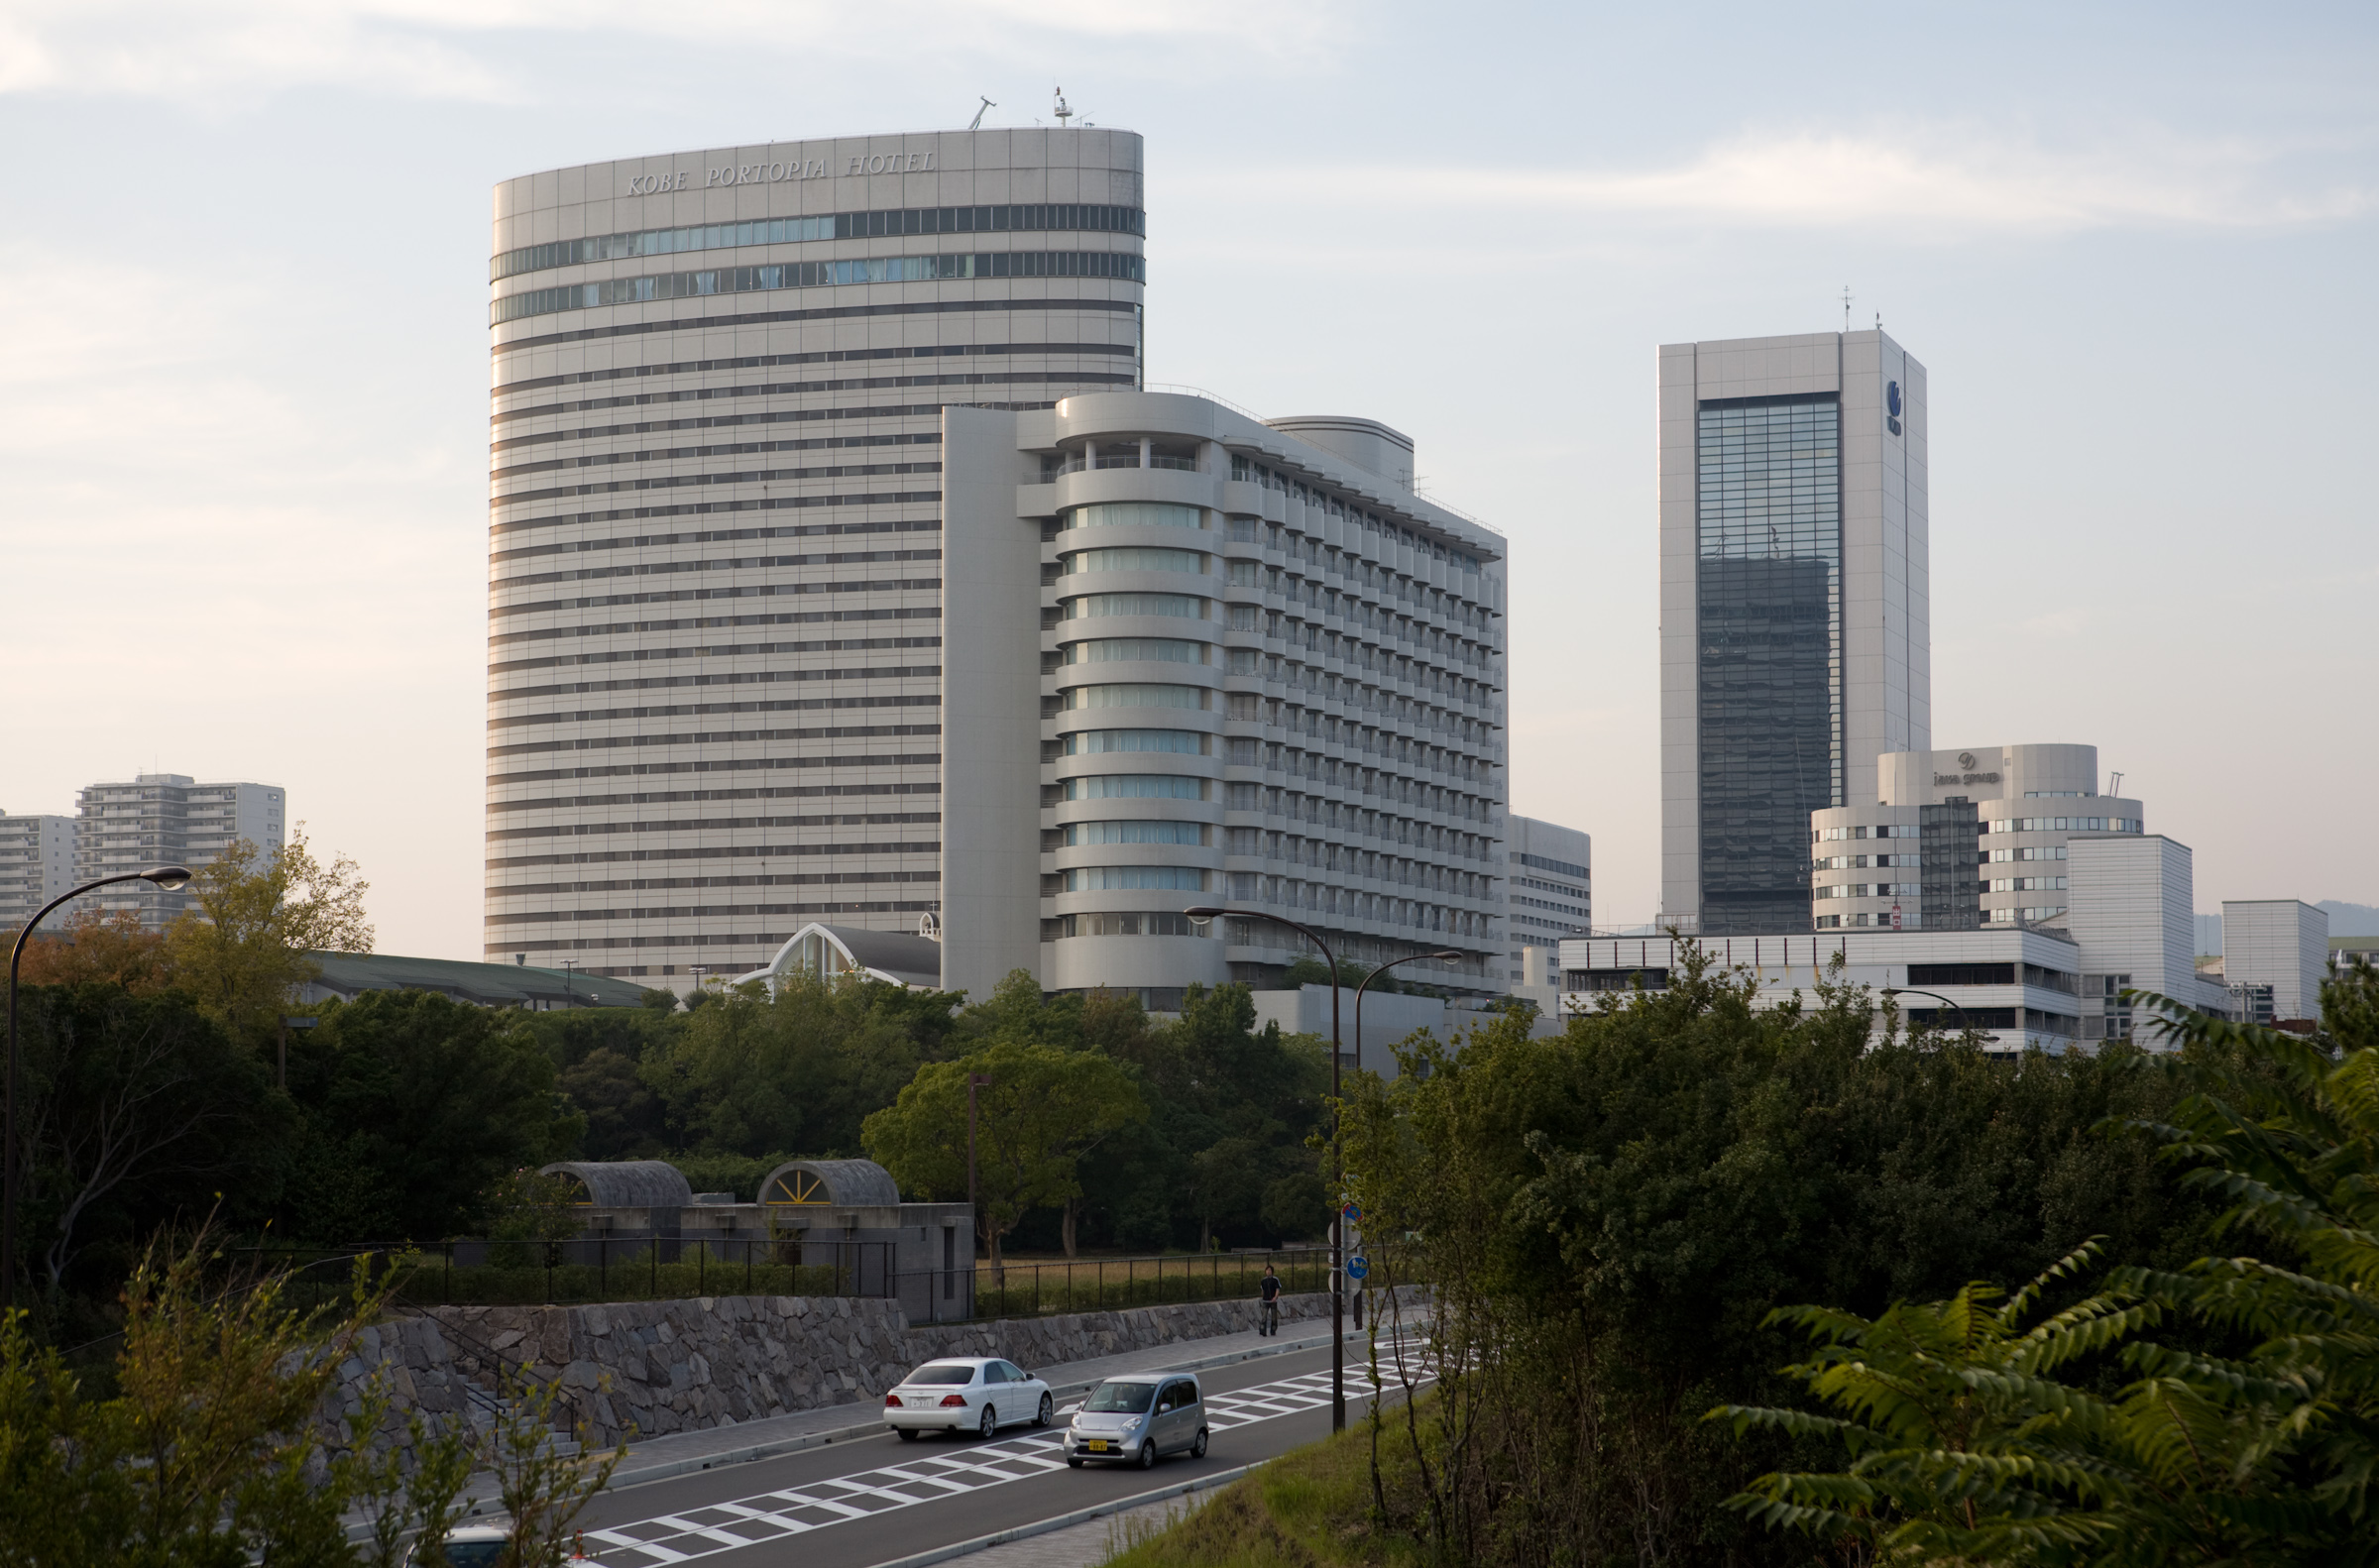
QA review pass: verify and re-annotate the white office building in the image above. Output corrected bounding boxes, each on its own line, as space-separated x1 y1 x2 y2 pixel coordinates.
2218 900 2329 1026
73 773 286 929
488 131 1510 1003
0 812 78 929
1560 825 2226 1052
1809 743 2146 932
1660 331 1930 935
1505 814 1591 984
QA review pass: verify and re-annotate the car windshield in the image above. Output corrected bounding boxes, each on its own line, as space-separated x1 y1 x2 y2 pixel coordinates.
905 1363 978 1386
1084 1381 1157 1413
436 1542 507 1568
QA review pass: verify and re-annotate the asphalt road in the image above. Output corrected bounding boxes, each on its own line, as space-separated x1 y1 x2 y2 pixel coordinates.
569 1340 1417 1568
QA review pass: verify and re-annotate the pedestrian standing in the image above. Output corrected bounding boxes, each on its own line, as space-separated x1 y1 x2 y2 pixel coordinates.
1257 1263 1282 1337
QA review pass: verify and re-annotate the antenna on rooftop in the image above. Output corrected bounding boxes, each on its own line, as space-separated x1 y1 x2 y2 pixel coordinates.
969 95 995 130
2108 771 2124 796
1053 86 1075 127
1840 285 1852 333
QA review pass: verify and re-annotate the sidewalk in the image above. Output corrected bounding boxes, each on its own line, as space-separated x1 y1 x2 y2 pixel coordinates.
419 1319 1358 1527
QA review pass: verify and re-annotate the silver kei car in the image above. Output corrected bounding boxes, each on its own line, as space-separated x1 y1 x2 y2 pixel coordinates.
1062 1373 1208 1469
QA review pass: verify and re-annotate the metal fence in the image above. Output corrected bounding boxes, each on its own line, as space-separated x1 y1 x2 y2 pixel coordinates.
953 1248 1335 1320
232 1240 1340 1323
231 1237 895 1312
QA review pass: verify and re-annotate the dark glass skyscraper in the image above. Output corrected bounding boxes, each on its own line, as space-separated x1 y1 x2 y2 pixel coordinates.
1692 396 1842 934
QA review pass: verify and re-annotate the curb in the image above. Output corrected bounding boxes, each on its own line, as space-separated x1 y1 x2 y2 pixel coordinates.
862 1462 1259 1568
600 1324 1351 1493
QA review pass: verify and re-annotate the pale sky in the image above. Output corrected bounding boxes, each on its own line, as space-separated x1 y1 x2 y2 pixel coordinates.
1 1 2371 958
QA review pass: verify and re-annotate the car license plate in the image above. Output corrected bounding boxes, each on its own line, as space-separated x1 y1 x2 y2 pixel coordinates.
1085 1440 1109 1452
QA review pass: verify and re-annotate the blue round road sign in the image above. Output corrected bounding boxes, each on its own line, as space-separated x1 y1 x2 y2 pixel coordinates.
1346 1255 1369 1281
1341 1201 1361 1223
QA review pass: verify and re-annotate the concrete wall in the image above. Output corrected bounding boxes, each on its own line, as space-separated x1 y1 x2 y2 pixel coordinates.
322 1288 1352 1465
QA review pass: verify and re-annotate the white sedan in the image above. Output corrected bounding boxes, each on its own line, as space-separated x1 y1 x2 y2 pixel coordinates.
882 1357 1055 1441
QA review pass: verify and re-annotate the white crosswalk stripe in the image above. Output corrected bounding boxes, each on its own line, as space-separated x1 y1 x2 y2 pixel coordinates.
574 1346 1429 1564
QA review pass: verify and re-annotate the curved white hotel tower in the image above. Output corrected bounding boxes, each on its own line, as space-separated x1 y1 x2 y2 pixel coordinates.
487 129 1509 1003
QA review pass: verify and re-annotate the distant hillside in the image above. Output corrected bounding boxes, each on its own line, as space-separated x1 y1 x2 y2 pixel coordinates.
2319 901 2379 937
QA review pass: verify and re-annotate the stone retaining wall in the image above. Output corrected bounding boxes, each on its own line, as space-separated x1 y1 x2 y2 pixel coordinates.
324 1288 1353 1460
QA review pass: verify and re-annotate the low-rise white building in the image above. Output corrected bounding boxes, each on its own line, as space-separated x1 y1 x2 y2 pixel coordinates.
1810 744 2144 932
2219 900 2329 1026
1563 821 2227 1052
1505 815 1591 985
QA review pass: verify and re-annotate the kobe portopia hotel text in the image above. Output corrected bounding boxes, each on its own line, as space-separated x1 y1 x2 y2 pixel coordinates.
486 128 1512 1006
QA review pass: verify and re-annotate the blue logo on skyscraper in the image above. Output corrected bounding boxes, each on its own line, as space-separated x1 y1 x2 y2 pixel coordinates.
1886 379 1903 436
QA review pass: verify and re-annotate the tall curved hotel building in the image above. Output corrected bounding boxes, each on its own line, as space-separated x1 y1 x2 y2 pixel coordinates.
488 130 1511 1003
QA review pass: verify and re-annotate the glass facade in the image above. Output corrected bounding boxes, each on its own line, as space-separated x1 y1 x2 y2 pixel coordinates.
1919 801 1982 931
1696 395 1841 935
493 204 1147 280
495 250 1146 324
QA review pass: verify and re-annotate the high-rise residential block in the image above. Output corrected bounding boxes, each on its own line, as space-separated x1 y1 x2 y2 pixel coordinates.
0 812 78 929
1660 331 1929 935
73 773 286 929
488 132 1511 1002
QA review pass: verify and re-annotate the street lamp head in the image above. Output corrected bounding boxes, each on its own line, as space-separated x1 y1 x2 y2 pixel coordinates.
1182 905 1224 920
1429 950 1462 962
141 865 193 892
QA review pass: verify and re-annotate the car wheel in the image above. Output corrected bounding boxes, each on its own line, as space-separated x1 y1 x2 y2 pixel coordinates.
1137 1440 1157 1470
1191 1427 1208 1459
897 1428 921 1443
1067 1455 1084 1469
1035 1393 1054 1427
978 1402 998 1440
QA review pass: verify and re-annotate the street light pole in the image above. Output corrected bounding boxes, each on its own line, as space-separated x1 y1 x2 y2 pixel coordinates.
1351 948 1465 1078
5 865 192 1301
1345 947 1460 1335
1185 904 1348 1431
1882 987 1969 1031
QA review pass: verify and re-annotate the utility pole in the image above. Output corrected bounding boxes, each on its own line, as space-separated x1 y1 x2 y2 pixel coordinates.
966 1071 991 1260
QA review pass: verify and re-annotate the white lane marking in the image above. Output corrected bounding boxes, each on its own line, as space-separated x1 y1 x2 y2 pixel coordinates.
577 1344 1429 1565
650 1517 756 1547
709 1503 815 1533
584 1531 690 1562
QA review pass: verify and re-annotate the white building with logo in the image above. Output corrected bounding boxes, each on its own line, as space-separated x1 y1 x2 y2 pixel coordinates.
1659 331 1929 936
1808 743 2145 933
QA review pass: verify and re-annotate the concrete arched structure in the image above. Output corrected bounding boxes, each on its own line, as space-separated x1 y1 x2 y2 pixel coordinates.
539 1159 693 1209
732 923 942 992
759 1158 902 1209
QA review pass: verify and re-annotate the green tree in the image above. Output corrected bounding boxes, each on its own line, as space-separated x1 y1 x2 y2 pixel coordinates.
643 969 962 1156
9 983 287 1303
863 1026 1147 1272
1719 961 2379 1565
163 823 373 1042
279 990 575 1242
1333 944 2215 1565
0 1236 619 1567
